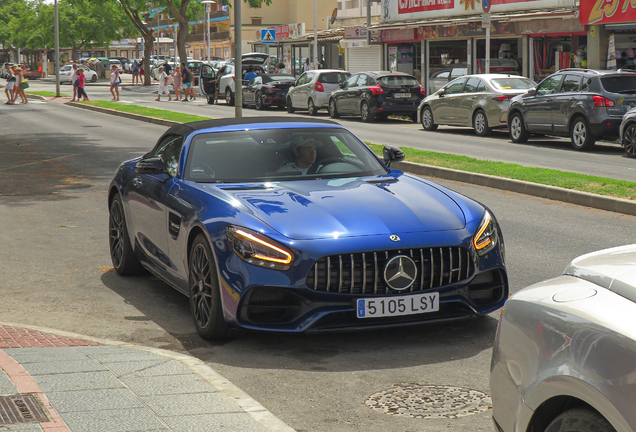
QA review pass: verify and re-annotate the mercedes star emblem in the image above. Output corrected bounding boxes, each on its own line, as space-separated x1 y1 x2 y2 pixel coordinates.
384 255 417 291
390 235 401 242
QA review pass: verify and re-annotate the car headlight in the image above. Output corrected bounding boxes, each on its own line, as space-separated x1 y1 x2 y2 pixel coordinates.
472 211 498 255
226 226 293 271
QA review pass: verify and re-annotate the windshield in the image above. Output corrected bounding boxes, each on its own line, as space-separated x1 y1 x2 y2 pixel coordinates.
185 128 387 183
491 78 535 90
319 72 350 84
378 75 419 87
601 75 636 94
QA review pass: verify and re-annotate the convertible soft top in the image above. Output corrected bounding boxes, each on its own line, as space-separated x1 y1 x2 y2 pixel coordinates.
172 117 339 136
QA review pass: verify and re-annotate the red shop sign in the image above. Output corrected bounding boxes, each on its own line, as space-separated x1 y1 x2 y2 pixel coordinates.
398 0 454 14
580 0 636 25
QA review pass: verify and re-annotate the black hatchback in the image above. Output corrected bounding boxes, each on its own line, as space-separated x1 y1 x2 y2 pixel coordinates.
507 68 636 150
328 71 426 123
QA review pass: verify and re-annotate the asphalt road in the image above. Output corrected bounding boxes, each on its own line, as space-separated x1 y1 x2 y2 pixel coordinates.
27 79 636 183
1 99 635 432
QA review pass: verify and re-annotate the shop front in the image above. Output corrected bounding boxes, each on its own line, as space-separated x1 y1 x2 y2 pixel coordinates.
340 26 382 73
382 28 422 82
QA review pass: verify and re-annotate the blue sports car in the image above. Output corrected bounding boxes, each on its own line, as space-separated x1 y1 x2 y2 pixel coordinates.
108 117 508 339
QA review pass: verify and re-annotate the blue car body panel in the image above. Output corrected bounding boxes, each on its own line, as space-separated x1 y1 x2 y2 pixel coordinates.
109 120 507 333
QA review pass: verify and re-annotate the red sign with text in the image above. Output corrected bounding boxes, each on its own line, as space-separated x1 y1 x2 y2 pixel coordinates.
398 0 454 14
580 0 636 24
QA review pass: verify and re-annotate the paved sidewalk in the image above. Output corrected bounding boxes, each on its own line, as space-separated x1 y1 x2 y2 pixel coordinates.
0 324 295 432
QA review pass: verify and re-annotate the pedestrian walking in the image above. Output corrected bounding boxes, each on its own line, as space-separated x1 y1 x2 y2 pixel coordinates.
131 59 140 85
12 66 28 104
76 68 89 101
110 65 121 101
181 62 195 101
162 60 171 75
302 58 310 73
4 63 15 104
172 66 183 101
139 58 145 82
155 66 172 101
70 63 80 101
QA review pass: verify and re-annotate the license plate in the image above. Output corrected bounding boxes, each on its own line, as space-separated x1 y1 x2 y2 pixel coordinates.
357 292 439 318
394 92 411 98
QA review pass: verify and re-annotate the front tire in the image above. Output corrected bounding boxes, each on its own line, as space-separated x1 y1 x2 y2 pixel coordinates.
188 234 230 339
91 74 97 83
308 98 318 116
623 123 636 157
545 408 616 432
473 109 492 137
286 97 295 113
109 195 144 276
361 100 374 123
509 112 529 143
225 88 234 106
570 116 596 151
421 106 438 131
328 98 340 119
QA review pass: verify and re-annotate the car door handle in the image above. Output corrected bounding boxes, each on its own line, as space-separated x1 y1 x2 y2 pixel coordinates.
132 177 143 188
569 97 576 101
470 96 477 100
545 99 552 102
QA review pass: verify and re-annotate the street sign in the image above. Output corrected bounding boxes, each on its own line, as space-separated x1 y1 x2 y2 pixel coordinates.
261 29 276 44
481 13 491 28
482 0 491 13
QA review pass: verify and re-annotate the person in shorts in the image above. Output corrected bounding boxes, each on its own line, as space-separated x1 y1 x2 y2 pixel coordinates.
76 68 89 101
109 64 121 101
155 66 172 101
4 63 15 104
131 59 140 85
172 65 183 101
181 62 194 102
70 63 80 101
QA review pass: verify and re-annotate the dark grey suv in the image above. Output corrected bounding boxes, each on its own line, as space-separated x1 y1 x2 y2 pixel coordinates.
507 69 636 150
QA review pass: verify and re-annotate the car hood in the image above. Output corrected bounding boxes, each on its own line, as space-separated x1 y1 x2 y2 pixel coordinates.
564 244 636 302
205 175 467 240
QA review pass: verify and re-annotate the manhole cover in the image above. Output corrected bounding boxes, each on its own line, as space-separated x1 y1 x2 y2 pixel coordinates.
365 384 492 420
0 394 50 425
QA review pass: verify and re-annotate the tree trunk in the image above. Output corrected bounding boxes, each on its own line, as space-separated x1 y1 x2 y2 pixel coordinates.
143 37 154 86
177 24 188 64
165 0 191 64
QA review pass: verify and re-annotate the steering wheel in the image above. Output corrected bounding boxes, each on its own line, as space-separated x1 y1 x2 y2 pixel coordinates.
307 157 347 175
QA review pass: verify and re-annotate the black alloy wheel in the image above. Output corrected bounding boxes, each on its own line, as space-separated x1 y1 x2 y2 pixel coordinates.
361 101 374 123
328 98 340 119
623 123 636 157
570 116 596 151
109 195 143 276
91 74 97 83
473 109 492 137
188 234 230 339
225 88 234 106
421 106 438 131
286 96 295 113
255 91 264 110
545 408 616 432
509 112 529 143
308 98 317 116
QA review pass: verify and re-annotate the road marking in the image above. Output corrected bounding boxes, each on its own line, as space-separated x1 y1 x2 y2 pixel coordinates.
0 154 80 172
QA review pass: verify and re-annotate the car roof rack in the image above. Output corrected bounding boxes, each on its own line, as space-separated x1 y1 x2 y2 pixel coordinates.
557 68 601 74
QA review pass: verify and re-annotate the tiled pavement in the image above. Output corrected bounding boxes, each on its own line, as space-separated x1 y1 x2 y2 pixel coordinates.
0 324 294 432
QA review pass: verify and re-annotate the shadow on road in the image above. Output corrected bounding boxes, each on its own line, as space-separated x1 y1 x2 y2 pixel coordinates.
101 271 498 372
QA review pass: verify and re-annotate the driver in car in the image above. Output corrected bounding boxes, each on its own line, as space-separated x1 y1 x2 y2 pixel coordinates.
277 137 322 175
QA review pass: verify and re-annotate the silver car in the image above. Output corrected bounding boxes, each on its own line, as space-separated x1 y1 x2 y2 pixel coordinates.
418 74 535 136
286 69 350 115
491 244 636 432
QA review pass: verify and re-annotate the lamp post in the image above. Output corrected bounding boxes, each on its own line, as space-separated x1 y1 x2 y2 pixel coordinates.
169 17 176 60
202 1 215 61
313 0 317 69
54 0 60 97
234 0 242 117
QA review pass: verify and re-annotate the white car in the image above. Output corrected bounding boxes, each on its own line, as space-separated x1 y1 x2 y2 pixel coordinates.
286 70 351 115
217 64 264 106
58 65 98 84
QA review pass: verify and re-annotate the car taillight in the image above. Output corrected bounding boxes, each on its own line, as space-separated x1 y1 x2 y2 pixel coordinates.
232 75 235 82
493 95 513 102
420 86 426 95
315 81 324 92
592 95 615 107
369 84 384 95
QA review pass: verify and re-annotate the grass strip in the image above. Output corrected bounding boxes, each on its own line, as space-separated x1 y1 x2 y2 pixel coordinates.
83 100 211 123
27 91 69 97
366 143 636 201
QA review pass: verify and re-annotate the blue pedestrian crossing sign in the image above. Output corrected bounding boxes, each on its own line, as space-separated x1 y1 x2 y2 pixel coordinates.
261 29 276 44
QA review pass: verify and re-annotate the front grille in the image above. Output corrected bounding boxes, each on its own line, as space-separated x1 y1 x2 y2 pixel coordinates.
306 247 473 295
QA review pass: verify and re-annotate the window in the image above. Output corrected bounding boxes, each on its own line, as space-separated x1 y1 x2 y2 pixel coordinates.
318 72 350 84
450 68 467 78
560 75 581 93
536 75 562 96
356 74 369 86
476 80 487 92
343 74 359 89
152 135 184 178
296 73 308 85
378 76 418 86
600 75 636 93
250 76 262 86
444 78 466 94
463 77 482 93
491 78 535 90
306 72 316 82
251 18 262 25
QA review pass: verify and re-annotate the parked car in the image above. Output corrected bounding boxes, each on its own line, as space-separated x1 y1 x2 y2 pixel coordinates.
418 74 536 136
618 107 636 157
217 64 265 106
242 73 296 110
491 243 636 432
108 117 508 339
428 60 519 94
286 70 351 115
328 71 426 123
58 64 98 83
199 62 217 104
508 68 636 150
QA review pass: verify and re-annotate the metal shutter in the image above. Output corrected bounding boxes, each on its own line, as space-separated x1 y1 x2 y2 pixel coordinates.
346 45 382 74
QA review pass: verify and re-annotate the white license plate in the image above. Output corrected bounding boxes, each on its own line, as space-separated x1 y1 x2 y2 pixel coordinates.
394 93 411 98
357 292 439 318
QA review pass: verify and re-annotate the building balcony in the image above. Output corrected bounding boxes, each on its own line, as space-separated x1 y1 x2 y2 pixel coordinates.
186 31 230 44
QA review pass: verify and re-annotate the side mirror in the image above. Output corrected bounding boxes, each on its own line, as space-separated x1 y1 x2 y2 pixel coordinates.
135 157 164 175
527 88 537 96
340 82 346 89
438 88 446 96
382 146 405 167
